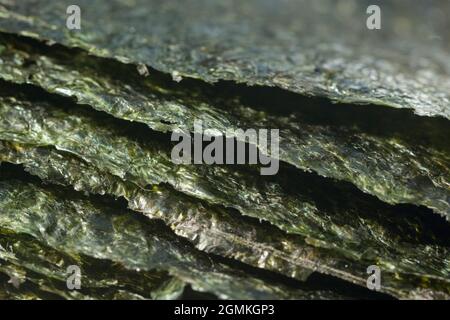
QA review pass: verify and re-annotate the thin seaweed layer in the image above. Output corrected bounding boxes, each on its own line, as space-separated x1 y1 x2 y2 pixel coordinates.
0 0 449 118
0 34 448 218
0 230 186 299
1 141 449 299
0 88 449 285
0 175 352 300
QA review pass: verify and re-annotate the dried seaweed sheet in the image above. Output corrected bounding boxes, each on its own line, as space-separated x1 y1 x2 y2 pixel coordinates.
0 0 449 119
0 145 314 284
0 230 185 300
0 176 349 300
1 87 448 258
1 0 449 301
0 34 448 218
1 141 449 298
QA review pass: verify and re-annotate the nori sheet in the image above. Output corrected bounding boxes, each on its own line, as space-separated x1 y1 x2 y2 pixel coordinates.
0 0 449 300
1 139 449 298
0 34 448 218
0 176 348 300
0 0 449 118
0 230 186 299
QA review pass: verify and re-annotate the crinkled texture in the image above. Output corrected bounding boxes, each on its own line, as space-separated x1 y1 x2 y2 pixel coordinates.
0 230 185 300
1 89 449 262
1 141 450 299
2 0 450 301
0 177 341 300
0 143 314 285
0 34 448 218
0 0 449 119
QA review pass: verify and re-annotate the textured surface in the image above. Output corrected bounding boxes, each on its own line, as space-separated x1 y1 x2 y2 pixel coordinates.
0 88 448 252
0 0 449 119
0 0 449 300
0 230 185 299
1 142 450 298
0 34 448 218
0 177 344 300
0 143 314 285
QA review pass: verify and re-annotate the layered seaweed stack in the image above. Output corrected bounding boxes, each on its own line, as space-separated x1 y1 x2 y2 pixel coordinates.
0 0 449 299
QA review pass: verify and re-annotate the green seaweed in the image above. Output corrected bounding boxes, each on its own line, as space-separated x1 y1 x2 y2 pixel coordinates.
0 34 448 218
0 0 449 118
0 230 185 299
1 0 449 301
1 140 449 299
0 175 350 300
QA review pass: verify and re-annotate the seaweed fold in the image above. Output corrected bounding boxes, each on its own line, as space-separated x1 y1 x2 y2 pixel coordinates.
0 34 448 218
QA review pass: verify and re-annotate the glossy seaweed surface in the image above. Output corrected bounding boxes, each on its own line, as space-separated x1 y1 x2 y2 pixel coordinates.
0 0 449 300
